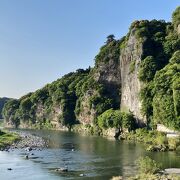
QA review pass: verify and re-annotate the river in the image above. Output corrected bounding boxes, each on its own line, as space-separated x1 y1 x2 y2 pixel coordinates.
0 129 179 180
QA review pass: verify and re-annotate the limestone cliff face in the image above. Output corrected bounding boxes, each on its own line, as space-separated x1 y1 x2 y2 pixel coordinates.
77 59 121 124
77 39 121 124
93 46 121 109
77 91 97 125
77 30 149 126
120 29 146 125
94 56 121 90
33 102 64 129
50 104 63 128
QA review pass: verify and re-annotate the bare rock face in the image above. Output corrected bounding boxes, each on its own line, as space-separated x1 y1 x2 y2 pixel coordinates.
35 102 46 120
120 29 146 125
78 91 97 125
50 104 63 129
94 57 121 105
94 57 121 89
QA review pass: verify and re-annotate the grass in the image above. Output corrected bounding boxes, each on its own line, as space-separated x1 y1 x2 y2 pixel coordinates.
0 130 20 149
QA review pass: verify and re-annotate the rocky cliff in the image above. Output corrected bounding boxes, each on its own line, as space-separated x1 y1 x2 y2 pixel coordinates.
120 28 144 125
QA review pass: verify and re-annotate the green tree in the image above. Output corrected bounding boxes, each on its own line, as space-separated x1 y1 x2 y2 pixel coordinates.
106 34 115 43
138 56 157 82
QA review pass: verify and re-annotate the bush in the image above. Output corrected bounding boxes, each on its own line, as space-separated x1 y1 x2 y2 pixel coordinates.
136 156 162 174
168 138 180 151
97 109 135 131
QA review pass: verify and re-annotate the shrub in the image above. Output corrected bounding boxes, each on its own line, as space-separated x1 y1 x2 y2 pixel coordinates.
136 156 162 174
97 109 135 130
168 138 180 150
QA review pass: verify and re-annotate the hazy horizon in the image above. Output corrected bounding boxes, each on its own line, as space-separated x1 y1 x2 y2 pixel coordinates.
0 0 179 98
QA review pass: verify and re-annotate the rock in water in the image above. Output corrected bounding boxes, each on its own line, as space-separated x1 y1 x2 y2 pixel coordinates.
25 147 32 151
55 167 68 172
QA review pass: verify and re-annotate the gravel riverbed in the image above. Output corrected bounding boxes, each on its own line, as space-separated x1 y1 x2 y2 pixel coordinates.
7 131 47 151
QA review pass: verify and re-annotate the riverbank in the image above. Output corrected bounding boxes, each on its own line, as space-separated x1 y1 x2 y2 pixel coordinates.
10 130 47 149
0 130 47 151
4 123 180 152
0 130 20 150
121 128 180 152
72 124 180 152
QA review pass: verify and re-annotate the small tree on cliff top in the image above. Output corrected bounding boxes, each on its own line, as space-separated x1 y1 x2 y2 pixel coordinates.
106 34 115 44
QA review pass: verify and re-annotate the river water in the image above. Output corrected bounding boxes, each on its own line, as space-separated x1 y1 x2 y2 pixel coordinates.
0 129 179 180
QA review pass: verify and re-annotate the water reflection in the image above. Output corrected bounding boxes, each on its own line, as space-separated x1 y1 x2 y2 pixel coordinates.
3 129 180 180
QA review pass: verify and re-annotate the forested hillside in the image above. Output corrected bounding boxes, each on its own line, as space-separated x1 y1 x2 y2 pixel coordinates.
3 7 180 131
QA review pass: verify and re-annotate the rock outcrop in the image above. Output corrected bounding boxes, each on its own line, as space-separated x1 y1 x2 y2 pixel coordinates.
120 29 145 125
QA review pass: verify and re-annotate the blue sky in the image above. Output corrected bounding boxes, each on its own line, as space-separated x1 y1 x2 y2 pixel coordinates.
0 0 179 98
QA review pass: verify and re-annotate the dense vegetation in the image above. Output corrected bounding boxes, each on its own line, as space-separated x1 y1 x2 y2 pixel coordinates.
134 7 180 130
2 7 180 132
97 109 135 131
0 97 10 119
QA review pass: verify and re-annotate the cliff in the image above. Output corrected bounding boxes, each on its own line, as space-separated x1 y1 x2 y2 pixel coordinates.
3 7 180 131
120 28 144 125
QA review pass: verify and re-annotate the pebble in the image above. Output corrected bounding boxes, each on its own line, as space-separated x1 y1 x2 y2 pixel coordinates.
8 131 47 150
